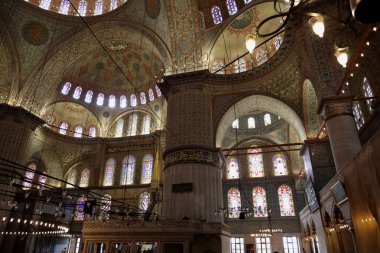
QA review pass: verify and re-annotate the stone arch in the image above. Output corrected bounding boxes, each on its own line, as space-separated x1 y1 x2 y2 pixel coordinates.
303 79 321 138
215 95 306 147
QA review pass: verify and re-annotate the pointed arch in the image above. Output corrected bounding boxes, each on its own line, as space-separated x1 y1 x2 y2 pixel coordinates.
96 93 104 106
103 158 116 186
278 185 296 216
141 154 153 184
226 156 239 179
73 86 82 99
59 122 69 135
253 186 268 217
79 169 90 187
108 95 116 108
140 92 147 105
121 155 135 185
23 163 37 188
66 168 77 188
61 82 71 95
120 95 127 108
74 126 83 138
85 90 93 103
130 94 137 107
228 187 241 218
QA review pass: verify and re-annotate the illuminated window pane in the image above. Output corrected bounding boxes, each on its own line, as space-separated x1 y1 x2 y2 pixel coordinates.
256 49 268 65
120 95 127 108
255 237 271 253
248 117 255 128
74 126 83 138
264 113 271 126
23 163 37 188
278 185 296 216
274 36 283 50
66 169 77 188
100 194 111 219
211 59 225 74
127 114 138 136
139 192 150 211
114 119 124 137
232 119 239 129
228 187 241 218
236 58 247 73
211 6 223 24
226 157 239 179
89 127 96 137
121 155 135 185
39 0 51 10
148 89 155 101
77 0 87 16
230 237 245 253
108 95 116 108
141 115 151 135
283 236 300 253
97 93 104 106
130 94 137 107
61 82 71 95
155 85 162 97
85 90 93 103
252 186 268 217
140 92 147 105
74 195 86 221
59 122 69 135
363 77 374 111
59 0 70 15
79 169 90 187
73 86 82 99
226 0 238 15
110 0 117 10
244 0 252 3
103 158 115 186
248 148 264 177
353 101 364 129
94 0 103 15
141 154 153 184
273 153 288 176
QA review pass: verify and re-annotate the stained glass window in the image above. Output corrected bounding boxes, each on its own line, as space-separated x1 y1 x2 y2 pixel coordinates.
74 126 83 138
103 158 116 186
77 0 87 16
139 192 150 211
264 113 271 126
228 187 241 218
248 148 264 177
59 0 70 15
121 155 135 185
127 114 138 136
110 0 117 11
140 92 147 105
142 115 151 135
155 85 162 97
244 0 252 4
39 0 51 10
226 0 238 15
73 86 82 99
89 127 96 137
61 82 71 95
256 50 268 65
274 36 283 50
23 163 37 188
278 185 296 216
114 119 124 137
120 95 127 108
363 77 374 111
79 169 90 187
94 0 103 15
100 194 111 219
211 6 223 25
85 90 93 103
148 89 155 101
248 117 255 128
109 95 116 108
273 153 288 176
236 58 247 73
353 101 364 129
59 122 69 135
141 154 153 184
252 186 268 217
212 59 225 74
66 169 77 188
130 94 137 107
226 157 239 179
232 119 239 129
97 93 104 106
74 195 86 221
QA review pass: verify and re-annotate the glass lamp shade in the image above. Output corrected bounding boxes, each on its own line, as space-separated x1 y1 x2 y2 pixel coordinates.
335 48 349 68
245 34 257 53
310 16 325 38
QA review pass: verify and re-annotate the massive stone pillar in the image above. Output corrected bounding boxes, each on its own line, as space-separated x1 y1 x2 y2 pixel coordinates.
318 96 361 171
160 70 223 222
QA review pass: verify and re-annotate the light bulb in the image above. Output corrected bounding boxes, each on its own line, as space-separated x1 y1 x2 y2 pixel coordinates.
310 17 325 38
335 48 348 68
245 34 257 53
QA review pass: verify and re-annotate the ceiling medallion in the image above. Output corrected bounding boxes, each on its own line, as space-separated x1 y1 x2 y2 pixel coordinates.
22 21 49 46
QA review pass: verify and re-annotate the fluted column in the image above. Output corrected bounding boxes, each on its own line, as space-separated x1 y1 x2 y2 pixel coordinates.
318 96 362 171
160 70 223 222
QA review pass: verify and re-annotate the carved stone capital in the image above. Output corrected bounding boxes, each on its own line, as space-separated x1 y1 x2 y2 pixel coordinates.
317 95 355 121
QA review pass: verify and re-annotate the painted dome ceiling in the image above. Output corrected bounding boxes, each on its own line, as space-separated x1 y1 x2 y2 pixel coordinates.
24 0 128 17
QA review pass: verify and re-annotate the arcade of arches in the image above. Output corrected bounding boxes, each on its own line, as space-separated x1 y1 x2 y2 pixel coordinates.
0 0 379 253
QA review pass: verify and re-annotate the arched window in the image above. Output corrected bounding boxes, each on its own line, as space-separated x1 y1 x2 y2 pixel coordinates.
253 186 268 217
100 194 111 219
127 114 138 136
79 169 90 187
66 169 77 188
114 119 124 137
353 102 364 129
59 122 69 135
236 58 247 73
139 192 150 211
226 157 239 179
232 119 239 129
108 95 116 108
96 93 104 106
248 148 264 177
23 163 37 188
61 82 71 95
103 158 116 186
73 86 82 99
226 0 238 15
228 188 241 218
363 77 374 111
264 113 271 126
120 95 127 108
141 154 153 184
74 126 83 138
278 185 296 216
94 0 103 15
121 155 135 185
199 11 206 30
212 59 225 74
59 0 70 15
77 0 87 16
211 6 223 25
244 0 252 4
256 50 268 65
85 90 93 103
142 115 151 135
148 89 155 101
110 0 117 10
247 117 255 128
74 195 87 221
38 172 47 190
40 0 51 10
273 153 288 176
274 36 283 50
130 94 137 107
140 92 147 105
89 127 96 137
155 85 162 97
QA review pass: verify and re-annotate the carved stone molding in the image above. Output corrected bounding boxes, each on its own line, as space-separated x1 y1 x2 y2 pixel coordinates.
318 96 355 121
